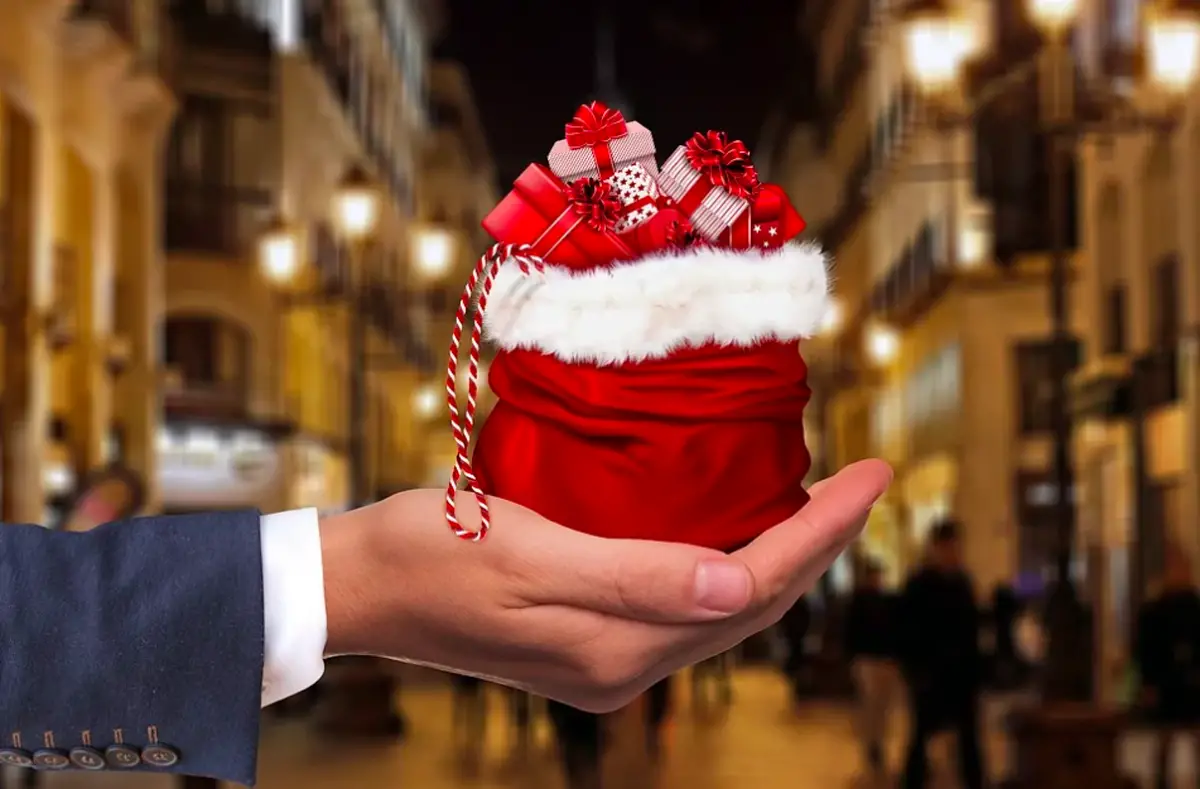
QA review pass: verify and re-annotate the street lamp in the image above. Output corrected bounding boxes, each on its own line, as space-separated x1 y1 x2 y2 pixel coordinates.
902 0 975 93
413 383 441 419
1147 0 1200 92
413 226 455 279
258 216 299 284
1026 0 1080 36
865 322 899 366
324 164 408 739
333 165 381 240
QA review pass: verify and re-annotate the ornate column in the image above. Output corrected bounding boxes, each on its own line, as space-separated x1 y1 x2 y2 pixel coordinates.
115 93 174 513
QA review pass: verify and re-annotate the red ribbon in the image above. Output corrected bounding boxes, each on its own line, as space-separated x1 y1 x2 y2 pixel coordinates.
532 178 622 257
564 101 629 179
677 131 760 215
666 217 707 250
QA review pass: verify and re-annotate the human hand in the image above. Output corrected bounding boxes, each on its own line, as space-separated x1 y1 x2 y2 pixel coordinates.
319 459 892 712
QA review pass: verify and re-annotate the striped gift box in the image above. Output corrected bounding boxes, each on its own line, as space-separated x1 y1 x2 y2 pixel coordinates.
548 120 659 184
655 145 751 242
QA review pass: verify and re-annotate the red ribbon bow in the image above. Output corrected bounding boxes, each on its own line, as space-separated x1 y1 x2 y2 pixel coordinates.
683 131 760 199
565 177 623 231
564 101 629 149
666 217 707 250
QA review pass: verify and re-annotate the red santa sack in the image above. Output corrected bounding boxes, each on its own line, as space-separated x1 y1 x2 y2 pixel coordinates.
441 124 829 550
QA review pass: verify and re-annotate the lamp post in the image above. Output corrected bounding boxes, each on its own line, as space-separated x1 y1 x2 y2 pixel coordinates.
332 165 381 512
900 0 1200 782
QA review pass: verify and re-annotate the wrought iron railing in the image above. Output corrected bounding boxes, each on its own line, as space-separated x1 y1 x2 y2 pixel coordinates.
164 181 273 257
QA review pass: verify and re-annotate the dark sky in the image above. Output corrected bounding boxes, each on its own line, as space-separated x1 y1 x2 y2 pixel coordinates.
436 0 814 186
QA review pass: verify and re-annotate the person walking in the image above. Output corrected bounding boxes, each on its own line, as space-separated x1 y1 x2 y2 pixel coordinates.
780 595 813 707
897 519 986 789
1135 543 1200 789
845 559 901 777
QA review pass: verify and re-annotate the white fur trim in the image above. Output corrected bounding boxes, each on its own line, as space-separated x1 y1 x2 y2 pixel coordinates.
483 241 831 364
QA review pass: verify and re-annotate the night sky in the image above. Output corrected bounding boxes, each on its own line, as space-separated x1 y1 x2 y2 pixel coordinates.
436 0 814 187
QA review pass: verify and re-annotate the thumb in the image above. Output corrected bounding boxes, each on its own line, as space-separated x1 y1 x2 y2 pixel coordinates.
521 533 756 624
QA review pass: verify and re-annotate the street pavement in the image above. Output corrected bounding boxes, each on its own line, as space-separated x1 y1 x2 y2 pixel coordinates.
10 667 1199 788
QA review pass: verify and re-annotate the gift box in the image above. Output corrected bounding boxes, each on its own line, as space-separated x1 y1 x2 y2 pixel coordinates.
548 102 659 184
656 131 759 243
482 163 635 271
608 163 664 234
721 183 808 249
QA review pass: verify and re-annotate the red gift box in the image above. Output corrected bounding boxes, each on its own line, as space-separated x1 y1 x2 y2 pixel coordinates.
482 164 635 271
548 102 659 183
656 131 759 242
721 183 808 249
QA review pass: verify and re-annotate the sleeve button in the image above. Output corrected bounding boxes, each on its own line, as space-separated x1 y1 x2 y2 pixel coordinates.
0 748 33 768
69 746 107 770
141 743 180 768
104 744 141 768
31 749 70 770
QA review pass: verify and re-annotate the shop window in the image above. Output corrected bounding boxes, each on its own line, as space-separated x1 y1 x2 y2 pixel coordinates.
1014 338 1081 434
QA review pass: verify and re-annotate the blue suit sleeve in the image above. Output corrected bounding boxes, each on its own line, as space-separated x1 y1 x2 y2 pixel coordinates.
0 510 265 785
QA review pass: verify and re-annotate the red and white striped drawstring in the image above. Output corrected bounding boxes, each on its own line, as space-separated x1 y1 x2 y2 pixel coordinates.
444 242 545 540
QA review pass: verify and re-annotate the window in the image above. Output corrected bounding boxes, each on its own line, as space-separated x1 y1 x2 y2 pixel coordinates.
167 94 274 189
1152 253 1180 348
1015 339 1081 434
163 316 250 395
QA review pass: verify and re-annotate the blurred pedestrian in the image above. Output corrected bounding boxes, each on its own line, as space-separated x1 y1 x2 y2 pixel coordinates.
1135 543 1200 789
990 582 1023 690
547 700 605 789
780 595 813 706
451 674 487 762
644 677 674 761
897 519 985 789
845 559 900 777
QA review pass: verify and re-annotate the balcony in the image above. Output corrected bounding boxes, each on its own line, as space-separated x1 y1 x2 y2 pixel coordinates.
165 181 273 257
163 381 251 423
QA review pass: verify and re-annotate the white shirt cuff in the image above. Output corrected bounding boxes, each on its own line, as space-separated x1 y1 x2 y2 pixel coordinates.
260 508 327 707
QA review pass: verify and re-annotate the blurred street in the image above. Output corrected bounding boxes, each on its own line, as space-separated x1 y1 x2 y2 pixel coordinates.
10 668 1198 789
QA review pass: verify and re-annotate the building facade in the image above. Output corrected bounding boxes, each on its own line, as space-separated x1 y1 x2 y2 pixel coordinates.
1 0 174 525
1074 0 1200 668
157 0 441 515
803 0 1089 592
1 0 470 525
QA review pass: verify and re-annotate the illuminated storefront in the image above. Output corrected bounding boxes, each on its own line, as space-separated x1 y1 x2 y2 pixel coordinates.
158 424 286 513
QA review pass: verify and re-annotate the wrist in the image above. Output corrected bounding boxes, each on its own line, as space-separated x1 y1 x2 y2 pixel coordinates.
319 505 375 657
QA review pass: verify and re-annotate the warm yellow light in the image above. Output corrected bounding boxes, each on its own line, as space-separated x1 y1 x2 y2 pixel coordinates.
414 228 455 279
333 166 380 239
820 298 844 336
1147 10 1200 92
1026 0 1081 34
904 16 974 90
957 216 991 268
413 384 442 419
258 227 298 283
865 323 900 365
